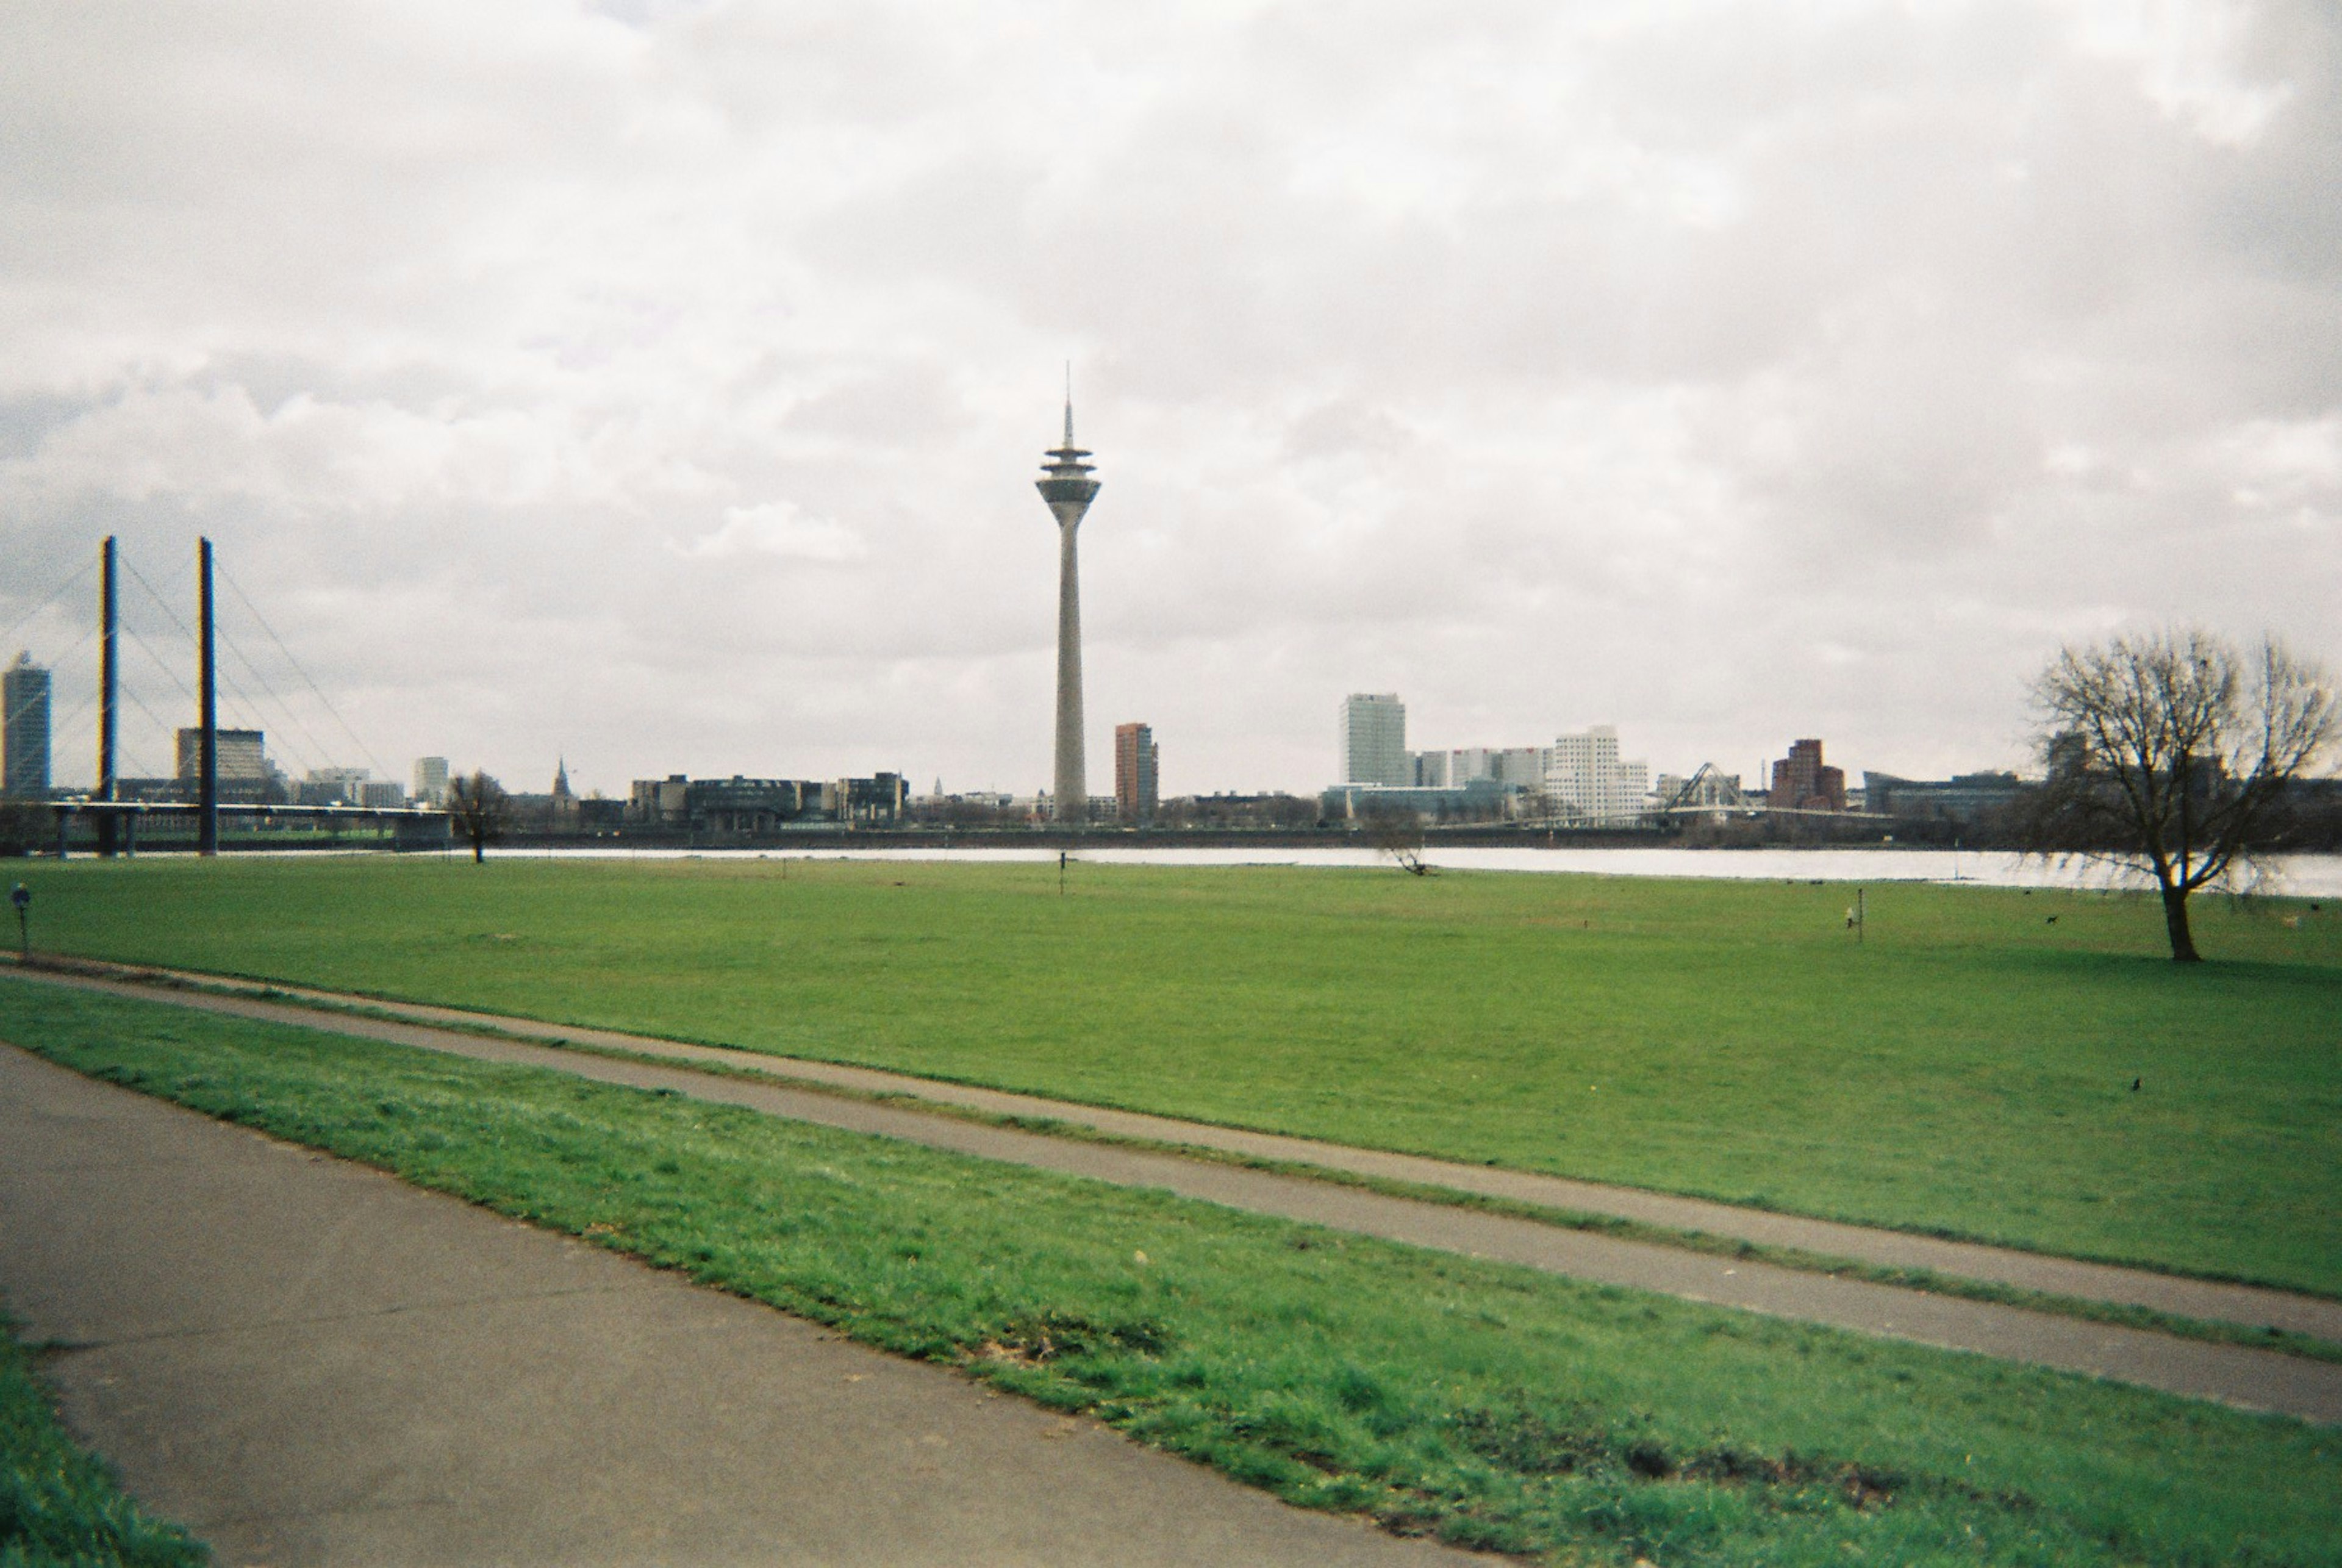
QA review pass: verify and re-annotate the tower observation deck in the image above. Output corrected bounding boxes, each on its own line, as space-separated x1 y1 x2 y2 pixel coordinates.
1036 395 1101 823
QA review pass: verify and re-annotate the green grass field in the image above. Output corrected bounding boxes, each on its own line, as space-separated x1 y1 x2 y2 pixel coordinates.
3 978 2336 1568
11 854 2341 1292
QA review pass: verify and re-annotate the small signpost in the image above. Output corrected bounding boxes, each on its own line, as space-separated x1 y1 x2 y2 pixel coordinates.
10 883 29 961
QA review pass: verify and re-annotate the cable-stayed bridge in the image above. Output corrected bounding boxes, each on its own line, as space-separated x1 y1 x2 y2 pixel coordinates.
2 537 447 855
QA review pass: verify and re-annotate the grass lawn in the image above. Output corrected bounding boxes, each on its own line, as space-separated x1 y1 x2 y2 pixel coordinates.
11 854 2341 1294
2 978 2337 1567
1 1302 209 1567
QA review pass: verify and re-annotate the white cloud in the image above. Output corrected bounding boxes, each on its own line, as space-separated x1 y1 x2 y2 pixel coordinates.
675 501 867 563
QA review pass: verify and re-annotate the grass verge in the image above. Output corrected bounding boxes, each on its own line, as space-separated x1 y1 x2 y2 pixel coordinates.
3 977 2337 1567
0 1311 209 1567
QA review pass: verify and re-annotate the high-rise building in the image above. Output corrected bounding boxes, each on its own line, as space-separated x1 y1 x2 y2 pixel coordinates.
2 653 51 800
1769 738 1846 811
412 756 450 806
1444 746 1493 785
1543 726 1651 823
1115 722 1159 825
1340 693 1409 787
298 766 372 806
1036 392 1101 823
176 728 267 783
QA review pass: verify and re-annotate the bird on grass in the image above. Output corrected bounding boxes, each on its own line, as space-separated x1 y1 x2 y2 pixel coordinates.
2131 1078 2142 1092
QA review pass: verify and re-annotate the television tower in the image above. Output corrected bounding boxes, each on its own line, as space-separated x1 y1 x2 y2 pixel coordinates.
1036 383 1101 823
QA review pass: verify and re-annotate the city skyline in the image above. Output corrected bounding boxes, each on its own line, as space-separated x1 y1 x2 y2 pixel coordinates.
2 4 2336 800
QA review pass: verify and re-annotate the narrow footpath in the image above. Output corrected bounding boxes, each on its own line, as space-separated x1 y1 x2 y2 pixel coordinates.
7 964 2340 1427
0 1044 1472 1567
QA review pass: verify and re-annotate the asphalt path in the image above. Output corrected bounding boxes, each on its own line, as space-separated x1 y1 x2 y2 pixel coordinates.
7 966 2340 1427
0 1044 1475 1567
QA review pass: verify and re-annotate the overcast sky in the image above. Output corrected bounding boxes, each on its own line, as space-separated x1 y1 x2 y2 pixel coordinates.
2 0 2335 800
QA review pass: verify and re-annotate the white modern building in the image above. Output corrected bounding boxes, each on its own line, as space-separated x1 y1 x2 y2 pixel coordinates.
412 756 449 806
1340 693 1409 787
1542 726 1651 824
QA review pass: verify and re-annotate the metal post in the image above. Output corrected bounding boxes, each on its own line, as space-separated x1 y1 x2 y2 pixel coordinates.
54 807 70 862
97 536 118 856
1857 886 1865 945
198 537 218 857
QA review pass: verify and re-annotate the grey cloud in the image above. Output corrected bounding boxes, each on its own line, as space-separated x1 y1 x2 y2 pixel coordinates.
1 0 2335 797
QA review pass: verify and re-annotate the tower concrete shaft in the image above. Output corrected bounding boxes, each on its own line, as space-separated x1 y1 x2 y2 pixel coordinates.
1036 398 1100 823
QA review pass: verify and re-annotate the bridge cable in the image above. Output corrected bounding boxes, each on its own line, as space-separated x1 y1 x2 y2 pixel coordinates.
116 554 350 789
114 556 316 781
0 556 98 656
217 563 393 783
215 625 338 780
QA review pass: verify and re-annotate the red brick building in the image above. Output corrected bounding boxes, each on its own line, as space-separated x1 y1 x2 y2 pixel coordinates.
1768 737 1847 811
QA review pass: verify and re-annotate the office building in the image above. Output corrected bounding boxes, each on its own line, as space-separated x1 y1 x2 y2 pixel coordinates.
296 767 373 806
629 775 692 826
412 756 449 806
1769 739 1847 811
176 728 268 784
1341 693 1409 787
1323 778 1522 822
1115 722 1159 825
1864 771 2022 822
624 772 908 834
2 653 51 800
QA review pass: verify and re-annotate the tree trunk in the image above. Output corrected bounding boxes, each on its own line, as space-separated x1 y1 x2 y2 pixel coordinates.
2160 884 2201 963
471 834 484 865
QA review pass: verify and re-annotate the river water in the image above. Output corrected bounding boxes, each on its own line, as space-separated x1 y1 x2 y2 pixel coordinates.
482 843 2342 897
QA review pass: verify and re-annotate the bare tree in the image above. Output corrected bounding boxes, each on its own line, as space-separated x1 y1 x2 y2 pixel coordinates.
1361 807 1434 876
2027 628 2336 962
446 770 510 864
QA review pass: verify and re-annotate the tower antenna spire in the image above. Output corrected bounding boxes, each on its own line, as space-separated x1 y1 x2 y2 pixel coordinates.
1063 362 1074 445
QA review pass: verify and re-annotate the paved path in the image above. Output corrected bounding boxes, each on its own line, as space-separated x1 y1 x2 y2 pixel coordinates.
7 967 2340 1427
0 1045 1473 1567
21 957 2341 1342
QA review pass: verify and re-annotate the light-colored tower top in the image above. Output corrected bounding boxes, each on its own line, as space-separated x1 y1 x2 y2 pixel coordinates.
1036 390 1101 823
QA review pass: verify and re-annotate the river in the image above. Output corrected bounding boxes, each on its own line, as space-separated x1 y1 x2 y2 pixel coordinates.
478 843 2342 897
